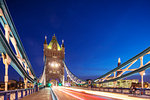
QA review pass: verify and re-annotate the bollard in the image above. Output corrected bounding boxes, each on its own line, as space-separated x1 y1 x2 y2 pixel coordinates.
35 84 39 92
141 89 145 95
25 90 27 96
21 90 23 98
31 89 32 94
113 89 116 93
29 89 30 95
121 89 123 94
15 91 18 100
4 92 10 100
32 88 34 93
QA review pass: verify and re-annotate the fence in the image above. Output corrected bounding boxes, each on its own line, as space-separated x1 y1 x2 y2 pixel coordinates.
0 86 45 100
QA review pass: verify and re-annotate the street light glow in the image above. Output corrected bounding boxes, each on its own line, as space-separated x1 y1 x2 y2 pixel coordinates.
51 63 55 67
55 63 59 67
50 61 59 68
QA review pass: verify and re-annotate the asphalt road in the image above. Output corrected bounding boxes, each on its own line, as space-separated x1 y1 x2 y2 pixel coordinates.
52 86 119 100
20 87 149 100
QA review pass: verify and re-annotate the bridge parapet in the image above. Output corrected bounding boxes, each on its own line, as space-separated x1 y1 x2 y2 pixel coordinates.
0 86 45 100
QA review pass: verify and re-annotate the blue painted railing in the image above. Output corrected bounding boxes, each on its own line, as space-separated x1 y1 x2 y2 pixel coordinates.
0 88 35 100
0 86 45 100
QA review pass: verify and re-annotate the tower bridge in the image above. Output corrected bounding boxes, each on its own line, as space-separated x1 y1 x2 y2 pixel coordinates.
0 0 150 100
43 35 65 86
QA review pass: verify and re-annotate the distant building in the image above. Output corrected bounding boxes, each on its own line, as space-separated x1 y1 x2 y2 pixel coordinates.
132 82 149 88
0 79 24 91
101 79 139 88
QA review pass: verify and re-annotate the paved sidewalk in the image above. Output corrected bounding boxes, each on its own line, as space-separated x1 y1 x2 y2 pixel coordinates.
20 88 52 100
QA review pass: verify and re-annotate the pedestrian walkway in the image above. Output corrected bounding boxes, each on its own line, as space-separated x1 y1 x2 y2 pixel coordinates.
20 88 52 100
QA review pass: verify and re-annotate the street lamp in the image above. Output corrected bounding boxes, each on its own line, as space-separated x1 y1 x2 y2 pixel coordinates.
140 71 145 89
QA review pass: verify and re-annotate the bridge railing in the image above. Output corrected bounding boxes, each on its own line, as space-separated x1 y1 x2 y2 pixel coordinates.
0 87 41 100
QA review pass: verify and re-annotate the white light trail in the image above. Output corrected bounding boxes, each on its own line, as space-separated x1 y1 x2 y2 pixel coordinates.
57 88 85 100
61 87 148 100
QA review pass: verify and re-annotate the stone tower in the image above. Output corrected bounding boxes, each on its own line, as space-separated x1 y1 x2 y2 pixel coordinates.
43 34 65 86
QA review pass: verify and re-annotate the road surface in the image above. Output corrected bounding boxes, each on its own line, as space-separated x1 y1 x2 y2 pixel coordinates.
53 86 120 100
20 87 149 100
52 86 149 100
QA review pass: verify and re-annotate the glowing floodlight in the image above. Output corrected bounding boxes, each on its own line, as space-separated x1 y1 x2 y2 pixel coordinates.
51 63 55 67
50 61 59 68
55 63 59 67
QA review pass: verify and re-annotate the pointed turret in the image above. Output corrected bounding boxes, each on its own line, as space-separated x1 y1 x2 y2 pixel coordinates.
118 57 121 66
117 57 122 77
61 40 65 52
44 36 47 44
43 36 48 62
61 40 64 47
44 35 48 50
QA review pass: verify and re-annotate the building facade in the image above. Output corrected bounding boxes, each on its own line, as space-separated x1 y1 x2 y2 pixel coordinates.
100 79 139 88
43 35 65 86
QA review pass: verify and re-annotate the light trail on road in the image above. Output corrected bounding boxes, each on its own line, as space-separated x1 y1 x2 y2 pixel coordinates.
58 89 85 100
53 86 117 100
60 87 148 100
62 89 107 100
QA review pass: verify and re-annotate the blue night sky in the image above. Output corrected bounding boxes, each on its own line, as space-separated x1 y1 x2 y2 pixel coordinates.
0 0 150 82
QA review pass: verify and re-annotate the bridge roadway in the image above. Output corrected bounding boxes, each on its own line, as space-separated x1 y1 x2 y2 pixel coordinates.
20 86 149 100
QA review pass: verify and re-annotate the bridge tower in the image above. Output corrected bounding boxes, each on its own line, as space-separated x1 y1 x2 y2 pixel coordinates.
43 34 65 86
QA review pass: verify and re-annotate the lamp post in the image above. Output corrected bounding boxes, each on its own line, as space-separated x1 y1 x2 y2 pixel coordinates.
140 71 145 95
141 72 145 89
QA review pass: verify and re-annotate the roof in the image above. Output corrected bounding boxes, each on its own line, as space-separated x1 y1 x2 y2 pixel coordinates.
47 35 61 50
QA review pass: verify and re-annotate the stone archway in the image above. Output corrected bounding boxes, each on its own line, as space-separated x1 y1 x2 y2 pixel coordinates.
50 79 59 86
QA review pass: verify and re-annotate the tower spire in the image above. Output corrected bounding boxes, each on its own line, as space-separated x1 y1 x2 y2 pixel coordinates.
62 40 64 47
44 35 47 44
118 57 121 66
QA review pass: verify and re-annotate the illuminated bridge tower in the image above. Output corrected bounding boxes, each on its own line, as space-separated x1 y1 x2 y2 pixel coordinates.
43 34 65 86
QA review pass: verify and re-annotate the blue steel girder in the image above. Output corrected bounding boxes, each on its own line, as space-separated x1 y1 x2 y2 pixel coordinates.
0 29 35 83
0 0 36 78
95 47 150 83
99 63 150 83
